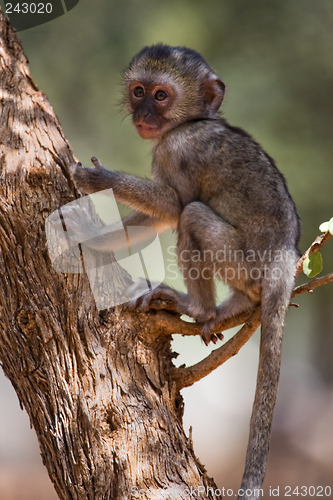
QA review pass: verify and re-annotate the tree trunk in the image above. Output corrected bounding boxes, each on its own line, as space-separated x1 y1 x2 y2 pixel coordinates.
0 11 221 500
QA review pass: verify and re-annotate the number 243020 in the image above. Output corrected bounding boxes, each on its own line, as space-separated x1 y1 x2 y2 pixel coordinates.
285 485 331 496
5 3 53 14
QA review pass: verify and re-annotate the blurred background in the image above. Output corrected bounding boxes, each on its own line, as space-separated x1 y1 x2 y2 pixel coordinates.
0 0 332 498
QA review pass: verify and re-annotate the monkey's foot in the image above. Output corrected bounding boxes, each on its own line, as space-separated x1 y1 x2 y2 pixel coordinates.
201 315 238 345
201 291 257 345
201 324 224 346
125 280 181 313
126 279 224 345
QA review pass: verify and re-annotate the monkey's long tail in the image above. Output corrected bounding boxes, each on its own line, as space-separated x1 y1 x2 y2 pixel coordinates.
237 256 296 500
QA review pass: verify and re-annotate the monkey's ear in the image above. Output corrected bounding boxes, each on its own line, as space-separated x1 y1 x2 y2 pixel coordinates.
203 77 225 116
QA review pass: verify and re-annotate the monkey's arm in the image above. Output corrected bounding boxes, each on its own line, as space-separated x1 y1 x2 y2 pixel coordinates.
74 158 182 226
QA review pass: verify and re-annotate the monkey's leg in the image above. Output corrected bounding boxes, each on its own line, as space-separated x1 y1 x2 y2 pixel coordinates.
127 201 220 322
178 202 260 343
175 203 219 323
128 201 245 343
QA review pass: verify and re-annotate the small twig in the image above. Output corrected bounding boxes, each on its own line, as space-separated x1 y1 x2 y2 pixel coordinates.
150 307 252 339
293 272 333 297
172 309 261 390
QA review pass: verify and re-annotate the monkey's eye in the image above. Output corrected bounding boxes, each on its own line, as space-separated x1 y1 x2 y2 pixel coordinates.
154 90 168 101
133 86 144 98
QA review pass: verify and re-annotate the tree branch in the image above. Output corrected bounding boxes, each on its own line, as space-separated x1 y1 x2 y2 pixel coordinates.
173 309 261 390
172 232 333 390
149 308 252 338
293 272 333 297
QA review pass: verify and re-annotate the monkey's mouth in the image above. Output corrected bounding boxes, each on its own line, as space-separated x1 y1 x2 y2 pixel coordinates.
135 123 156 132
136 123 155 130
135 122 161 139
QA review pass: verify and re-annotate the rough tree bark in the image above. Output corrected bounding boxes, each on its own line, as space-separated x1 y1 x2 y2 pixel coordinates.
0 11 226 500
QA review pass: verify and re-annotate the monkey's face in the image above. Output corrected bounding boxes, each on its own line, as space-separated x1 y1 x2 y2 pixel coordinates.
128 81 177 139
124 44 226 139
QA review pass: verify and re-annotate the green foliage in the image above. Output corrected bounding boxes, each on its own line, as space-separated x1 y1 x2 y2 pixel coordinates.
319 217 333 235
303 252 323 278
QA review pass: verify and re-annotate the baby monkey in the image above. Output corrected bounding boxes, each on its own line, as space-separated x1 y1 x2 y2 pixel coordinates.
72 45 300 499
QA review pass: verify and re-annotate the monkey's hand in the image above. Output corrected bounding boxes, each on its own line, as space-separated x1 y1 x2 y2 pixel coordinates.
73 157 118 194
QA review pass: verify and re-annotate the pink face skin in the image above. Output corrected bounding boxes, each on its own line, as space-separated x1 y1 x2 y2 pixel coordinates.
129 81 176 139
